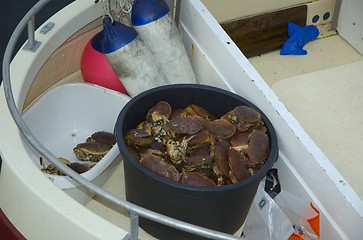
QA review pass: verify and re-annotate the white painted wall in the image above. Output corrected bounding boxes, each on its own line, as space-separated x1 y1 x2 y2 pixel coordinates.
200 0 310 23
338 0 363 54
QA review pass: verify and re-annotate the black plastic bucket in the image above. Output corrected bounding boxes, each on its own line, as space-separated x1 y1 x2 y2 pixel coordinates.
115 84 278 240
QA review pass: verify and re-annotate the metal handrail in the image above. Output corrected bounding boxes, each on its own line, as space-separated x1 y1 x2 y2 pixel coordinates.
1 0 244 240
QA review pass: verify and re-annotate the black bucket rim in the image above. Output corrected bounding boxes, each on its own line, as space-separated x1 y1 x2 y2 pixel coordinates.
115 83 278 192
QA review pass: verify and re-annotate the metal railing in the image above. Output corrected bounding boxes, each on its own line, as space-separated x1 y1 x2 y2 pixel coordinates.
1 0 244 239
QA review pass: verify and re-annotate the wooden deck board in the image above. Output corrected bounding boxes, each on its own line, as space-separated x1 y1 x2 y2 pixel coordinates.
221 5 307 57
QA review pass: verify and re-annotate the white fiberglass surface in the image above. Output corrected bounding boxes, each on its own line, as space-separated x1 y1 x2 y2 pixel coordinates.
0 0 361 239
21 83 130 190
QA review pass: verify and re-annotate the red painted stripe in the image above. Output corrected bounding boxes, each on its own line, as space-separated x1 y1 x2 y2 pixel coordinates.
0 208 26 240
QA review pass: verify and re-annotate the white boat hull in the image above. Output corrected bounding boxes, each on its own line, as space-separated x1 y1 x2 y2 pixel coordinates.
0 0 361 239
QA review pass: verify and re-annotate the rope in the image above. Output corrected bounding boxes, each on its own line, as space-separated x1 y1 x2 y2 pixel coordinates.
102 0 114 22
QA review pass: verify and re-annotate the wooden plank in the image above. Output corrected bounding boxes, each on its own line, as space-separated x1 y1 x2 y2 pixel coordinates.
221 5 307 57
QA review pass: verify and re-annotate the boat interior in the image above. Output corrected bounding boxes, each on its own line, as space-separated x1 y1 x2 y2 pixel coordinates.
0 0 362 239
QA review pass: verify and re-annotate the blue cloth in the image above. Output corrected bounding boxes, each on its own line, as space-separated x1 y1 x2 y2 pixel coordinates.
280 22 319 55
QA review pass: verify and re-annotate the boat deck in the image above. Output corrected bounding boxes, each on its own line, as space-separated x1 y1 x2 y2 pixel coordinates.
1 1 362 239
84 33 363 239
249 34 363 199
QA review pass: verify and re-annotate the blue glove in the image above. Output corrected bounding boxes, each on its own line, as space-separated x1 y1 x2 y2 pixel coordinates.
280 22 319 55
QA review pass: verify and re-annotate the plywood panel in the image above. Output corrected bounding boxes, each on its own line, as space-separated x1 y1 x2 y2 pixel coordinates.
23 21 102 110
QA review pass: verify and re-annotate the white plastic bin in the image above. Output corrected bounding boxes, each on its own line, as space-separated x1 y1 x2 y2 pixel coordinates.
22 83 131 204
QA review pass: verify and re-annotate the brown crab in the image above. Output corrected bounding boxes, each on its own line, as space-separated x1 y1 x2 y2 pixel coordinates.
222 105 263 131
230 128 270 167
185 104 216 121
230 131 249 154
169 108 188 120
247 129 270 165
165 116 203 136
188 129 210 149
40 157 94 175
68 162 93 174
183 144 213 172
86 131 116 146
212 141 230 176
73 142 112 162
228 148 251 182
204 119 236 140
40 157 71 175
124 129 154 148
139 151 181 182
146 101 172 122
181 172 216 186
139 115 170 137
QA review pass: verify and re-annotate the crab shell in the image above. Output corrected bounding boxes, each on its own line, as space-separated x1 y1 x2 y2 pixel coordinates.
185 104 216 121
146 101 172 122
204 119 236 140
233 105 261 123
68 162 92 174
140 153 181 182
124 129 154 147
188 129 210 148
73 142 112 162
181 172 216 186
183 144 213 172
247 129 270 165
230 131 249 154
165 116 203 135
169 108 188 120
221 105 264 131
86 131 116 145
228 148 251 182
212 143 230 176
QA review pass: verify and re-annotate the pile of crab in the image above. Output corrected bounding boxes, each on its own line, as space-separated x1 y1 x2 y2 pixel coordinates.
41 131 116 175
124 101 270 187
